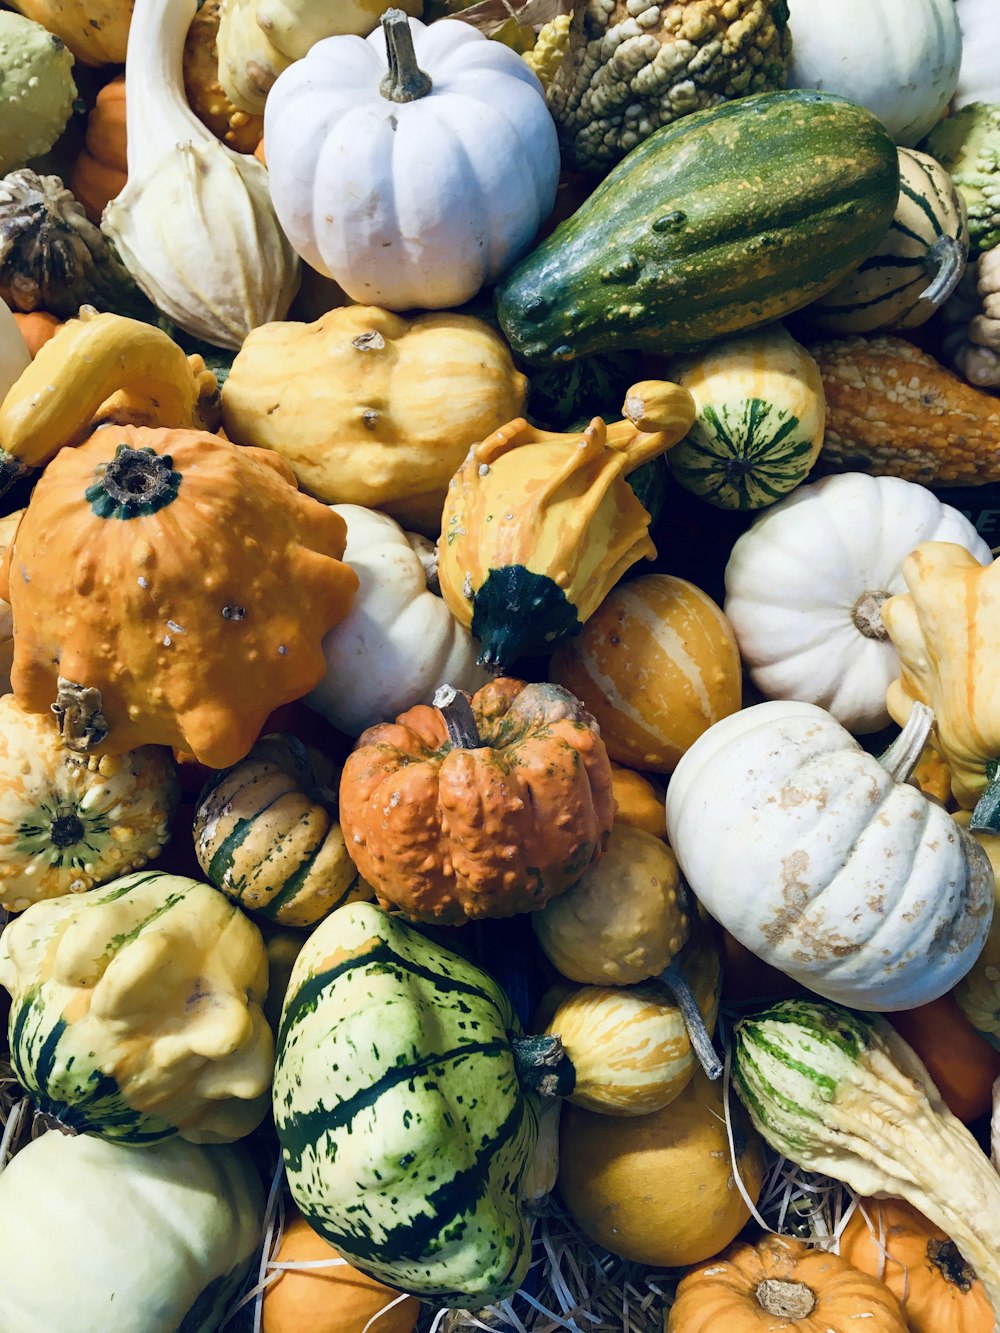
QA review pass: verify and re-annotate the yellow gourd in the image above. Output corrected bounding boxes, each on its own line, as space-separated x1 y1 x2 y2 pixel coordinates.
610 763 667 838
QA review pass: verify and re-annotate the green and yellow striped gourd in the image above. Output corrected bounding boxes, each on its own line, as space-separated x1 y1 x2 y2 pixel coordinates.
273 900 574 1306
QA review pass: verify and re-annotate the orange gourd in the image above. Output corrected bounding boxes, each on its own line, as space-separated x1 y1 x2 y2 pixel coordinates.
668 1234 908 1332
0 425 358 768
69 75 127 224
550 572 741 774
12 312 62 358
609 762 666 838
262 1210 418 1333
339 679 615 925
886 994 1000 1124
838 1198 994 1333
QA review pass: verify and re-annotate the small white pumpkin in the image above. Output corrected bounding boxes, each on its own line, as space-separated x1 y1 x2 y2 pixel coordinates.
665 700 994 1011
785 0 962 146
0 1131 264 1333
305 504 489 735
723 473 992 734
263 12 560 310
955 0 1000 109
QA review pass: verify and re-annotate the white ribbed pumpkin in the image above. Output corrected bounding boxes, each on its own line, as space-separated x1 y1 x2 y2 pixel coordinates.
956 0 1000 108
786 0 962 146
263 14 560 310
305 505 488 735
0 1131 265 1333
665 701 994 1011
724 474 992 733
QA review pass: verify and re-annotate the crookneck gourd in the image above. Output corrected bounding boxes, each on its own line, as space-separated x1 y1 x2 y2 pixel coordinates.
0 425 358 767
338 679 616 925
0 692 179 913
273 900 574 1306
437 380 695 670
0 870 274 1143
194 733 372 928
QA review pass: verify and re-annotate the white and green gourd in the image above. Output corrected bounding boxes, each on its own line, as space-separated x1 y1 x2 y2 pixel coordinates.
666 325 825 510
0 11 77 174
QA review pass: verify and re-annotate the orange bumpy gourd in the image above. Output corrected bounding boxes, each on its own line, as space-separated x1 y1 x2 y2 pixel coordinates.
0 425 357 767
339 679 615 924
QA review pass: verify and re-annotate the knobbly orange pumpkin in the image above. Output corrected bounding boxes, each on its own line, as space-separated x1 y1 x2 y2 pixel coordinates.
338 679 615 925
838 1199 993 1333
668 1234 908 1332
0 425 358 768
69 74 127 224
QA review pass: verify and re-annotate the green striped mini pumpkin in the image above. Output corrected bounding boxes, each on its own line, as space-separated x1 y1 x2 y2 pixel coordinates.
193 733 372 928
806 148 969 333
273 900 572 1306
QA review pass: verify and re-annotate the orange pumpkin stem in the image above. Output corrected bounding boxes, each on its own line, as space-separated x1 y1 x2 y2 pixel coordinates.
755 1279 816 1319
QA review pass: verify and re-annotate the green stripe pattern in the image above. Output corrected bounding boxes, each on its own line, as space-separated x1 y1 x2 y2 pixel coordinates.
272 901 539 1306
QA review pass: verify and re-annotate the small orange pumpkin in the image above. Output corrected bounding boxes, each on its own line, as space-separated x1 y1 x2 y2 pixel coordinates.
610 762 666 838
838 1198 993 1333
12 311 62 358
667 1234 908 1332
0 425 358 768
339 679 615 925
69 74 127 224
262 1208 419 1333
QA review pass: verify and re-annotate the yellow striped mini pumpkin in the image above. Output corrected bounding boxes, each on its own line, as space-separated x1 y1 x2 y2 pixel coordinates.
550 573 742 774
543 930 721 1116
193 733 372 928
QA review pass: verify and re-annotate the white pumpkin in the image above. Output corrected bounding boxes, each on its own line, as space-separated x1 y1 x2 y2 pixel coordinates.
305 504 489 735
0 1131 264 1333
786 0 962 146
0 296 29 400
723 473 992 734
665 700 994 1011
263 13 560 310
956 0 1000 108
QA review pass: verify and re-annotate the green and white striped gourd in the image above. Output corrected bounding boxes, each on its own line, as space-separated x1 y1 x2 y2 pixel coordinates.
733 999 1000 1322
0 871 274 1144
666 326 826 510
806 148 969 333
273 899 574 1306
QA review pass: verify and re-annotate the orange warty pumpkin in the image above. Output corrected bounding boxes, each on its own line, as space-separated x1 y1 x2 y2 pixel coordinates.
338 679 615 925
668 1234 908 1332
0 425 358 768
69 75 127 224
550 572 741 774
262 1209 419 1333
838 1199 994 1333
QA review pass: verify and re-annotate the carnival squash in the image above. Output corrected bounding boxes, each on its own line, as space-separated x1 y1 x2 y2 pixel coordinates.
273 900 573 1305
665 700 994 1010
306 506 488 735
221 305 527 534
194 733 372 928
69 74 126 223
666 325 826 509
0 425 358 767
550 573 741 774
839 1197 994 1333
0 870 274 1143
262 1209 419 1333
264 12 560 310
339 678 615 924
437 383 695 670
559 1068 766 1268
668 1233 908 1333
0 1131 265 1333
724 473 991 734
0 693 179 913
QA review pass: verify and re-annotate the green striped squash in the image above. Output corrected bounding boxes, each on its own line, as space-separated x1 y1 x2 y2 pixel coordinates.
0 871 273 1144
273 900 570 1306
806 148 969 333
193 734 373 928
666 326 826 510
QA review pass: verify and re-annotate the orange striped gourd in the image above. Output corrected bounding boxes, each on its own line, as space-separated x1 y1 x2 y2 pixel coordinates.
550 573 741 774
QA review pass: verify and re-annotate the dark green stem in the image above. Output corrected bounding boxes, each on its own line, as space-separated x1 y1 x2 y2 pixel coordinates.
510 1033 576 1099
380 9 432 103
970 759 1000 833
658 960 723 1081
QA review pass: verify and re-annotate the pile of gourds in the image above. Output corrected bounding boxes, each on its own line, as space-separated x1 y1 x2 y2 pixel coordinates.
0 0 1000 1330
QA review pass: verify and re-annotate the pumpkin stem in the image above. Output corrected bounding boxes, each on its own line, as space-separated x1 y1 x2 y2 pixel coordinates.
509 1033 576 1099
970 759 1000 833
33 1109 78 1137
851 590 890 641
433 685 483 749
928 1237 977 1293
657 960 723 1082
51 678 108 754
919 235 968 311
380 9 432 104
877 701 934 784
87 445 182 520
754 1279 816 1319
